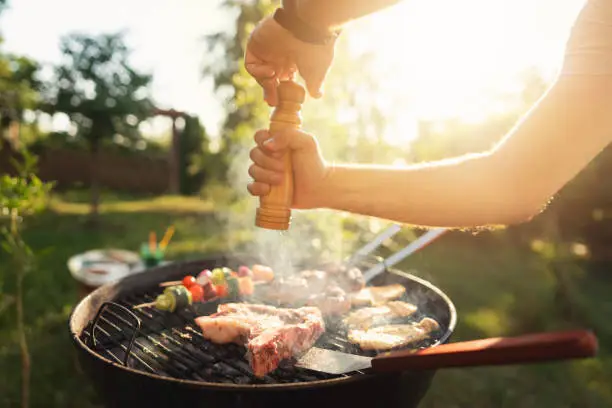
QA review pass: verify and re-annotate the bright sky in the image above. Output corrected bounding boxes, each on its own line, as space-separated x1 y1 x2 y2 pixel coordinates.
0 0 587 142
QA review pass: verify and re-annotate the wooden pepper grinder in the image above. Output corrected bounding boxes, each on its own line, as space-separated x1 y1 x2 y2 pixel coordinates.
255 80 306 230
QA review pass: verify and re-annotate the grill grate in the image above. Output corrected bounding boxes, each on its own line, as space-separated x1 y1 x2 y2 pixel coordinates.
80 281 440 385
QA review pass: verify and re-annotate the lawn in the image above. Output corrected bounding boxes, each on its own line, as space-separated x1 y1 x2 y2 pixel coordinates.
0 191 611 408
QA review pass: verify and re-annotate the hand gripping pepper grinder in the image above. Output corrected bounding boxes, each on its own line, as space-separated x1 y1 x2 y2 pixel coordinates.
255 80 306 230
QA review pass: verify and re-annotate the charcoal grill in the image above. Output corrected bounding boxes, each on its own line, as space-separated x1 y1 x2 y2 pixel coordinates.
69 254 457 408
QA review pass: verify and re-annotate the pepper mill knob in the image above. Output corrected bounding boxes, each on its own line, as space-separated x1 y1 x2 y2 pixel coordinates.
255 80 306 231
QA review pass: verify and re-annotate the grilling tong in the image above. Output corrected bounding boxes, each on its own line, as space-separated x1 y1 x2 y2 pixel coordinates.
295 225 599 375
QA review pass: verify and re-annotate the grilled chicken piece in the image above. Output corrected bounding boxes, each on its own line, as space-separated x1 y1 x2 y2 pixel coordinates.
194 303 325 377
347 317 440 350
349 284 406 307
306 284 352 316
342 301 417 330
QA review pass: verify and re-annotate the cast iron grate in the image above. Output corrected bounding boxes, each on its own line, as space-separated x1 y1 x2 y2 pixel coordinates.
79 279 441 385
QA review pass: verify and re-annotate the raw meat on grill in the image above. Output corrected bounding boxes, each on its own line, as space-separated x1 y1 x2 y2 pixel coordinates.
347 317 440 350
194 303 325 377
342 301 418 330
349 284 407 307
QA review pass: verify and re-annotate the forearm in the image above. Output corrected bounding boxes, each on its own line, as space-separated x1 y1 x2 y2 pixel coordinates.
318 153 524 229
318 73 612 229
287 0 403 30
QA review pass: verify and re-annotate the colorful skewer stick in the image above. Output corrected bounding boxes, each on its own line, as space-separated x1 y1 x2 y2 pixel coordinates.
134 273 256 311
159 225 175 250
134 285 193 312
159 279 266 288
149 231 157 252
158 265 274 288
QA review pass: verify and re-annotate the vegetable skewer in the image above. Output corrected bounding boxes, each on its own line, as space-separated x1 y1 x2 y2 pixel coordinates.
133 268 256 311
158 264 274 287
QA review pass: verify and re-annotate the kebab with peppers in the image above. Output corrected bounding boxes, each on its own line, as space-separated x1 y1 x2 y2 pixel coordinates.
133 264 272 311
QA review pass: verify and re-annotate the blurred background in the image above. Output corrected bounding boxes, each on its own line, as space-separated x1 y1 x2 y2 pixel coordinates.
1 0 611 407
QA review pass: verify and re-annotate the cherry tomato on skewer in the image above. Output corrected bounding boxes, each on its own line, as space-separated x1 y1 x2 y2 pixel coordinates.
182 275 197 288
188 284 205 302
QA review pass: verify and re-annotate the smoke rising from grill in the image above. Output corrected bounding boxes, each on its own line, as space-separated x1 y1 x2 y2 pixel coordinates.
211 138 353 279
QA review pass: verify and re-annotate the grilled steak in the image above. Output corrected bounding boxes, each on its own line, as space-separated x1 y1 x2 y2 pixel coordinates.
194 303 325 377
347 317 440 350
342 301 417 330
349 284 406 307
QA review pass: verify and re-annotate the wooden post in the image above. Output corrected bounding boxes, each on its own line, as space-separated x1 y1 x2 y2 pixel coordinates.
255 80 306 231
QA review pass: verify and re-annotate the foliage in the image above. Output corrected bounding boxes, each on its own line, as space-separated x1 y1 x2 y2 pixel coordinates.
1 192 611 407
202 0 277 181
41 31 155 219
0 0 42 134
410 67 549 163
178 115 211 195
42 31 154 147
0 54 41 124
0 151 52 216
0 147 54 408
300 39 402 165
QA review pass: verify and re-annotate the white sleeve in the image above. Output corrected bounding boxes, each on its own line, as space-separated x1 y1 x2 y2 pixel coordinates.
561 0 612 76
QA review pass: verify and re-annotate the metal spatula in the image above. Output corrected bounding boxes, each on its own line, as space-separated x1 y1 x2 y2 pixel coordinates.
295 330 598 375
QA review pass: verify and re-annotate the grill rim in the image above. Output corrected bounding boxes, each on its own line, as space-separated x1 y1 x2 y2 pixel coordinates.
69 254 457 391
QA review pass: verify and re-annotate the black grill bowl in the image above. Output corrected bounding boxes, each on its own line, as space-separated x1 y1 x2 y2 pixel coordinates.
69 254 457 408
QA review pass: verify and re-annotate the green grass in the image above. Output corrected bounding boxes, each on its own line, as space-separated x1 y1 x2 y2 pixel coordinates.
0 192 611 408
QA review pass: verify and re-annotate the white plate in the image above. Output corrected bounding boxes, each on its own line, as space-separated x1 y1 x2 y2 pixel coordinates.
68 249 145 287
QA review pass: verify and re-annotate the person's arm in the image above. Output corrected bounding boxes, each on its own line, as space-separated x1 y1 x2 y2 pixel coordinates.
318 75 612 228
286 0 403 31
313 0 612 229
248 0 612 228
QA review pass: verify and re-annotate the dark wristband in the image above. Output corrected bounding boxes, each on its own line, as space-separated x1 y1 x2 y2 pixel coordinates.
273 7 340 45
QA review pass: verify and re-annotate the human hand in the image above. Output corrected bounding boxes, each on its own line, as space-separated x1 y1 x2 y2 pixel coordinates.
247 128 331 209
245 15 336 106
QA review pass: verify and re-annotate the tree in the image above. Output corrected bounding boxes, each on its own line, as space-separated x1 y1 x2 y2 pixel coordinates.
179 114 211 195
42 32 154 222
202 0 277 184
0 54 41 138
0 1 42 147
410 67 549 163
1 149 54 408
